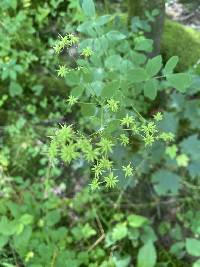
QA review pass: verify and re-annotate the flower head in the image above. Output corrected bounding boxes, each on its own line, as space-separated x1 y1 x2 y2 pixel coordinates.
122 163 134 178
67 95 78 106
81 47 93 57
121 114 134 128
104 172 118 188
107 99 119 112
57 65 70 77
90 178 101 191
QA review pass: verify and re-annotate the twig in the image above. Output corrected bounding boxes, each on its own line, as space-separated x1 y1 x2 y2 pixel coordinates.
87 234 105 252
88 214 105 252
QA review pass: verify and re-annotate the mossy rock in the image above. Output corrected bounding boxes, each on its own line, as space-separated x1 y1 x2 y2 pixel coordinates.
161 20 200 72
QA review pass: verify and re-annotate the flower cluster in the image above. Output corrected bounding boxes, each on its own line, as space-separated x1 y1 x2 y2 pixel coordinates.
48 109 174 190
53 33 79 54
51 33 175 190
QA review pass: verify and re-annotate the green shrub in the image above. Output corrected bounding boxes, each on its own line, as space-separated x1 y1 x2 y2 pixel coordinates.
161 20 200 72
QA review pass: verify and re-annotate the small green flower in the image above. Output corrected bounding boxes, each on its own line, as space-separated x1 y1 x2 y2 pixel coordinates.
84 148 100 162
57 65 70 77
90 178 101 191
107 99 119 112
67 95 78 106
99 157 113 170
53 42 63 54
119 134 129 146
81 47 93 57
78 138 92 152
153 112 163 122
98 138 114 154
143 134 155 147
67 33 79 45
53 34 72 54
92 164 104 178
60 35 71 47
104 172 118 188
56 125 74 144
60 143 79 163
121 114 134 128
122 163 134 178
131 124 140 134
159 132 174 142
141 122 157 135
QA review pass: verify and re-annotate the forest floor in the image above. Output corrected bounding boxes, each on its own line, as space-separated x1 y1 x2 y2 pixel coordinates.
166 0 200 30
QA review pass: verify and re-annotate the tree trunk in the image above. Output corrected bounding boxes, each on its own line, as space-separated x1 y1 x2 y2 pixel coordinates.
128 0 165 57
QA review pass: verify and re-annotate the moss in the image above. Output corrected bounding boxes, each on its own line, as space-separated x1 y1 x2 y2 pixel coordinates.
161 20 200 72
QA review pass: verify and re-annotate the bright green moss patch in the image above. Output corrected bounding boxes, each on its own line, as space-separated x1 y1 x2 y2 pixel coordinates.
161 20 200 72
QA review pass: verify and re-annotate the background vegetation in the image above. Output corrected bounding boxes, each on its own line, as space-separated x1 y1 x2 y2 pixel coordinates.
0 0 200 266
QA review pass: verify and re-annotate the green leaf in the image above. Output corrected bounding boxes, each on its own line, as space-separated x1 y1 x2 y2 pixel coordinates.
14 223 24 235
135 38 153 52
45 210 61 226
106 31 126 41
166 73 192 92
131 51 147 66
144 78 159 100
152 9 159 16
112 223 128 242
158 112 178 134
128 214 148 228
151 169 182 195
81 103 96 117
77 21 94 35
137 241 157 267
113 255 131 267
146 55 162 77
19 214 34 225
82 223 96 239
186 238 200 257
0 216 16 236
1 263 16 267
81 0 95 17
95 15 111 26
105 55 122 69
90 81 103 96
180 134 200 161
184 99 200 130
71 86 84 97
12 0 18 9
193 259 200 267
9 82 23 97
128 68 149 83
101 81 119 98
0 236 8 249
13 226 32 253
163 56 179 75
170 241 185 256
188 161 200 179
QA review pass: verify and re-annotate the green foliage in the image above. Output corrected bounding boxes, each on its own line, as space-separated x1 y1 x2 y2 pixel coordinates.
186 238 200 257
137 241 156 267
151 169 182 195
50 3 194 189
161 20 200 72
0 0 200 266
